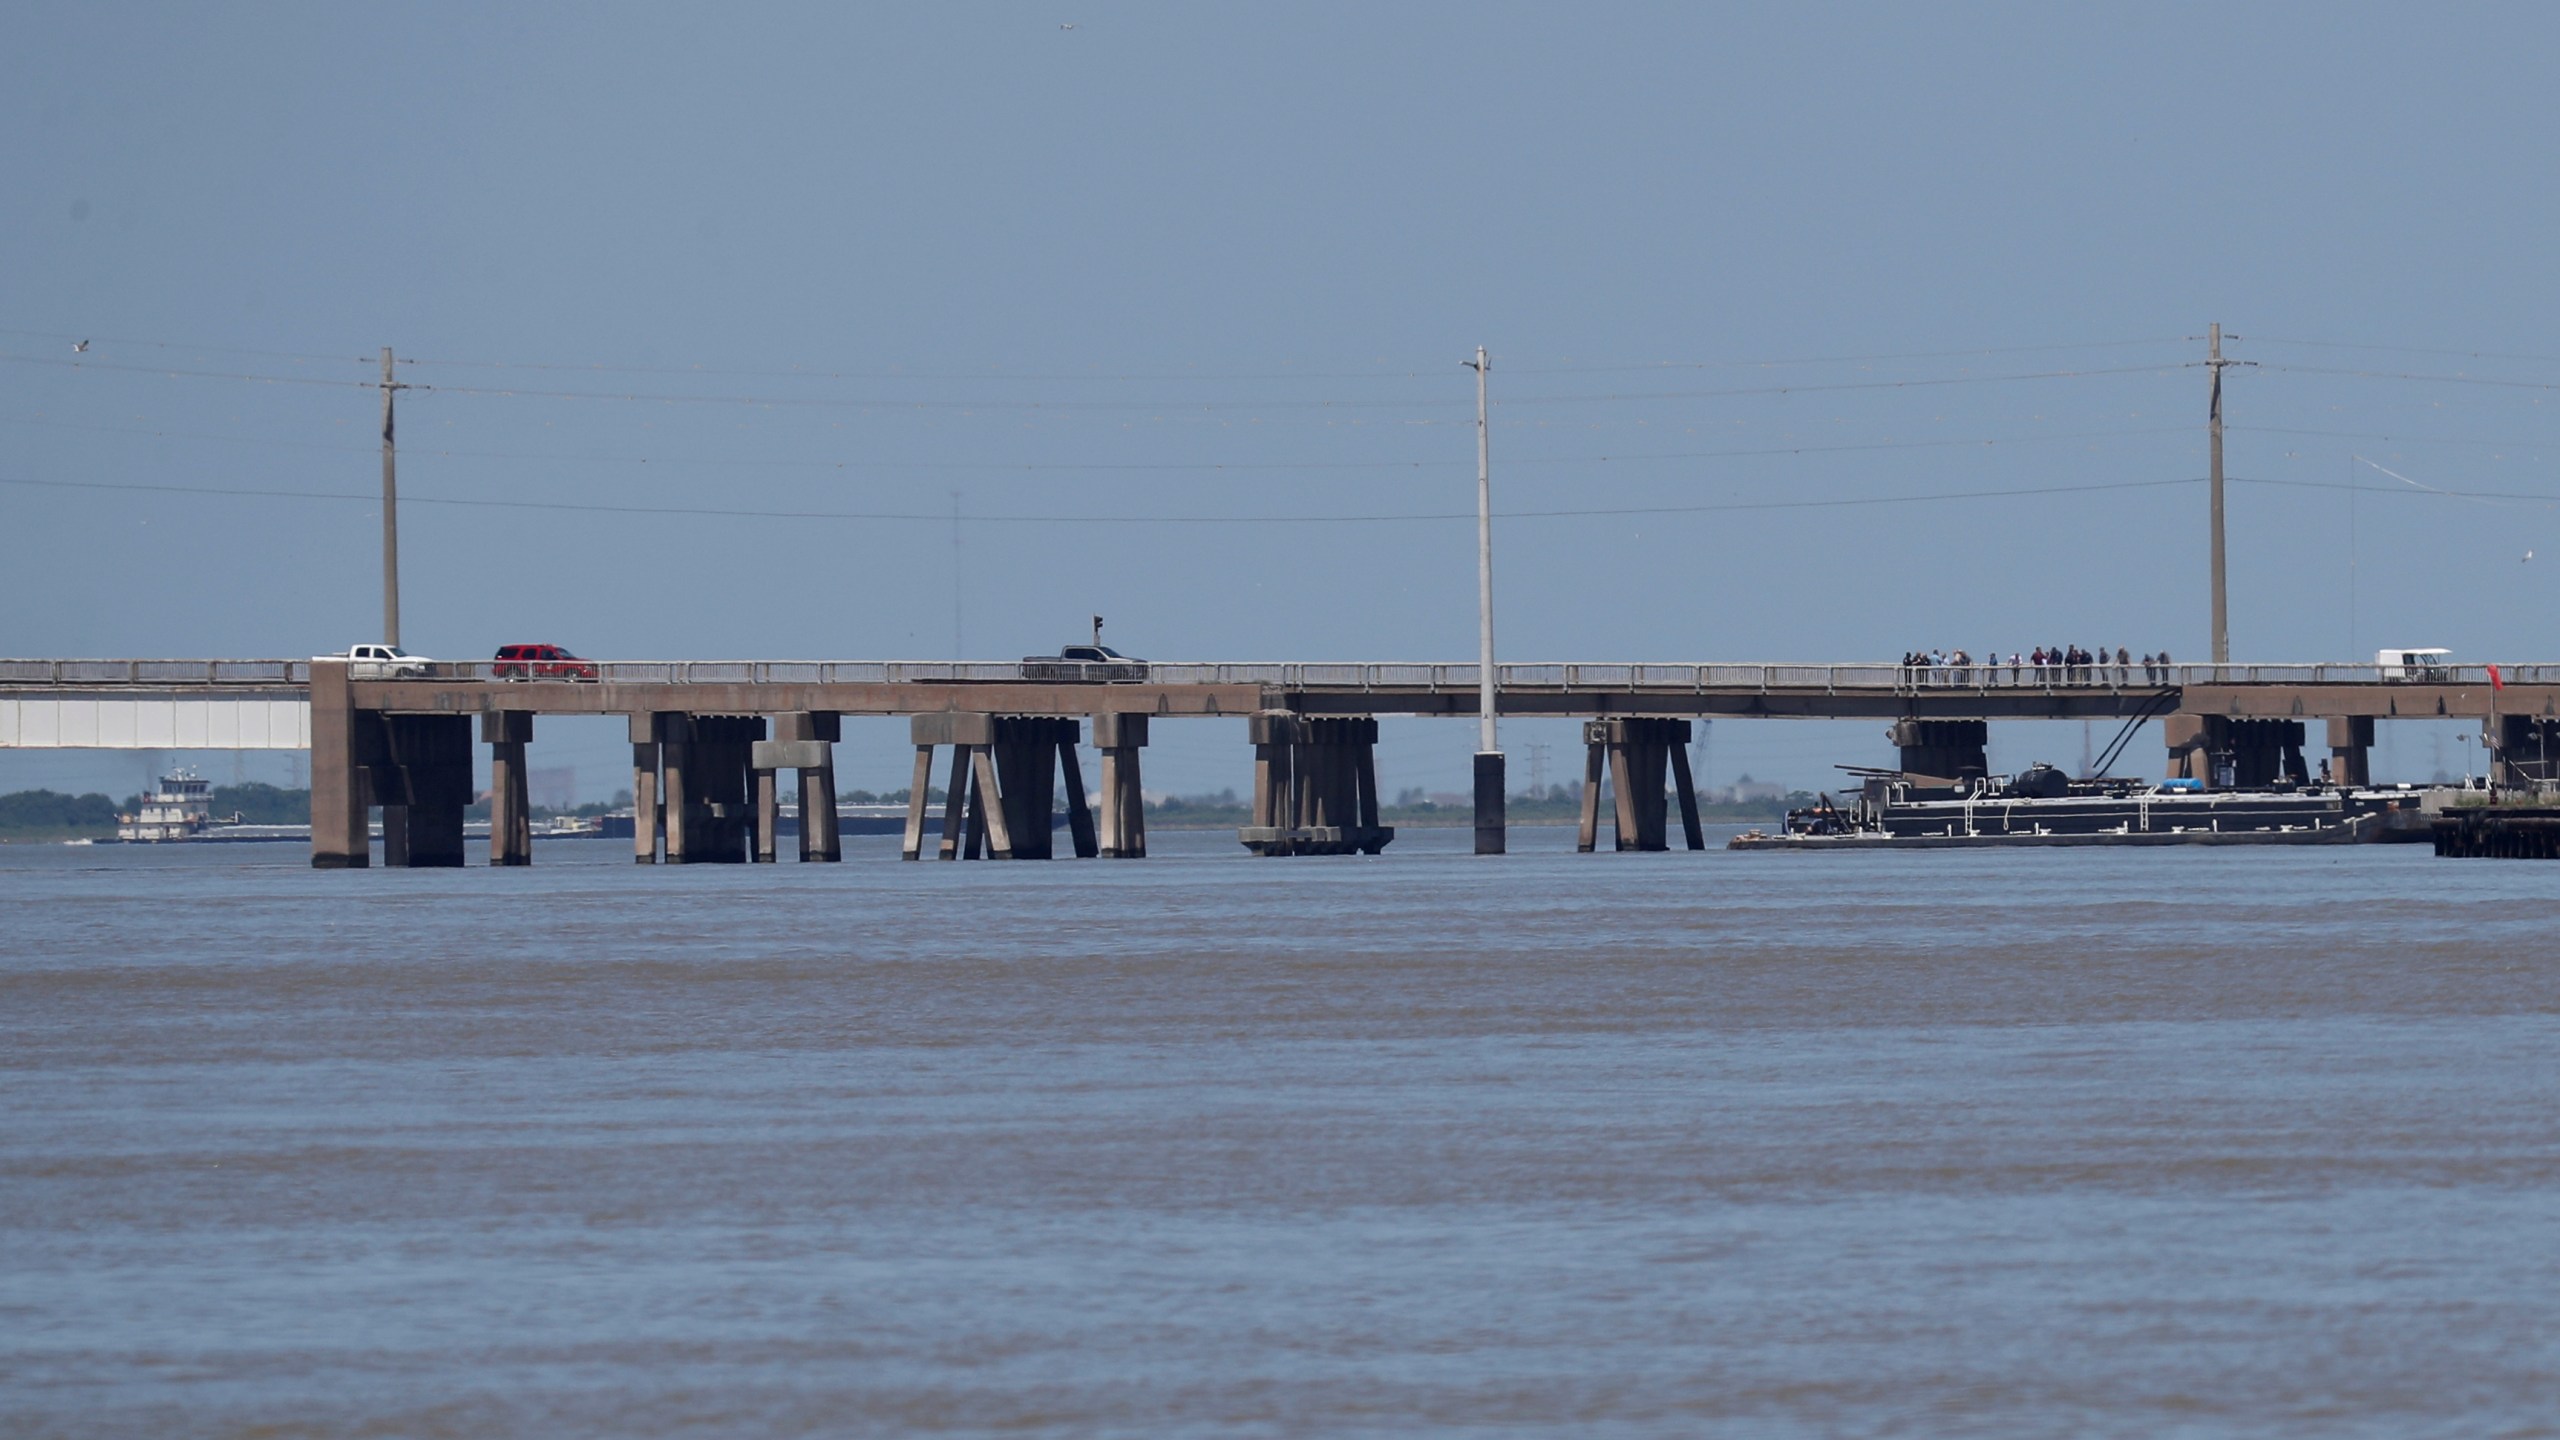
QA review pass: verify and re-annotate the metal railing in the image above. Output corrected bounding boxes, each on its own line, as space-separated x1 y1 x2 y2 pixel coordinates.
7 658 2560 692
0 658 313 687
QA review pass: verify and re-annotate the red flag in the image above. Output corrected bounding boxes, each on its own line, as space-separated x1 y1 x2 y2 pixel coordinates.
2488 663 2505 690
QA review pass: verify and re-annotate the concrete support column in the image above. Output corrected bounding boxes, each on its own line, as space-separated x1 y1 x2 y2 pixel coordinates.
672 716 761 864
900 738 937 861
759 713 841 862
630 712 672 864
2167 715 2307 788
1093 713 1149 859
661 718 694 862
1241 713 1392 856
753 769 780 863
308 660 371 868
2326 716 2374 787
1058 734 1098 859
1668 742 1706 851
1576 729 1607 853
908 714 993 861
2164 714 2210 783
1574 718 1693 852
1888 718 1988 782
483 711 533 866
374 714 470 867
1473 751 1506 855
381 799 411 867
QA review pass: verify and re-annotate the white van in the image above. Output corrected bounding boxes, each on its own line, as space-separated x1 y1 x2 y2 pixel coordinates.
2376 647 2454 682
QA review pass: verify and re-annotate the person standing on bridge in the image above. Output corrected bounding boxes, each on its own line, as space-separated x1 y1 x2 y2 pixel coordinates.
2009 652 2023 686
2116 646 2131 686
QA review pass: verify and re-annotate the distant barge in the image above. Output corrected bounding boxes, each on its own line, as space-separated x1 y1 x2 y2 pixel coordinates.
1731 765 2426 851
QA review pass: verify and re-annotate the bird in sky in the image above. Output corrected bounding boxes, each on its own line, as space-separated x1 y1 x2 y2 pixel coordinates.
72 339 88 352
1059 22 1077 29
2525 549 2536 562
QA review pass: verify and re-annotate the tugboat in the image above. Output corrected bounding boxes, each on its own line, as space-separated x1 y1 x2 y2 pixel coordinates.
113 770 224 842
1731 764 2425 850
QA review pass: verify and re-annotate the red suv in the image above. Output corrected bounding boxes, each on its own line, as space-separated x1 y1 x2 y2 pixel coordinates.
491 643 599 680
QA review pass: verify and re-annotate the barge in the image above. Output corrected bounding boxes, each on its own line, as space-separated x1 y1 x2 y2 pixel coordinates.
1731 764 2427 851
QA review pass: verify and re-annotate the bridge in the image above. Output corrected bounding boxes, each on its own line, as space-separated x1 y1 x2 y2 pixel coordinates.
6 656 2556 866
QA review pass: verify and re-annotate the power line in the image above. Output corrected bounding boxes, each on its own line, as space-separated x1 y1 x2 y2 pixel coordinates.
9 321 2193 382
2 349 2191 412
2229 474 2560 505
0 352 376 391
0 326 373 367
0 473 2208 524
2232 424 2560 452
2244 335 2560 369
1504 336 2190 374
0 412 2196 474
2252 362 2560 394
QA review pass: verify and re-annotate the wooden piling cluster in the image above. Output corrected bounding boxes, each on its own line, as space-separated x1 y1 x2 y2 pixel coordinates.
1240 712 1393 856
1575 718 1704 853
2431 807 2560 858
900 713 1117 861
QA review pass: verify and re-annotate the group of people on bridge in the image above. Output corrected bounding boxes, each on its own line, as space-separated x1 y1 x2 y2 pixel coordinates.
1899 647 2177 688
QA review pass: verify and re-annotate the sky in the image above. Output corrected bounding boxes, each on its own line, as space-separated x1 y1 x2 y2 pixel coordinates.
6 2 2557 799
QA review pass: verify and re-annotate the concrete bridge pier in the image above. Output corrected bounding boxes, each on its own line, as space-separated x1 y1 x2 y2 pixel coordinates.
2488 714 2560 789
2328 716 2374 786
630 713 673 863
1890 719 1988 782
660 715 762 863
308 660 369 868
2165 715 2307 788
371 714 471 867
901 714 1096 860
1093 713 1149 858
751 712 841 862
1241 712 1392 856
1575 718 1702 853
483 712 533 866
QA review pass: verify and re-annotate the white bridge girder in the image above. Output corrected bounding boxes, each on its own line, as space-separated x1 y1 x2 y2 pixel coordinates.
0 697 311 749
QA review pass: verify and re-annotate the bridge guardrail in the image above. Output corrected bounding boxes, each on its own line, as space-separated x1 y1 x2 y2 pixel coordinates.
0 658 313 686
10 658 2560 692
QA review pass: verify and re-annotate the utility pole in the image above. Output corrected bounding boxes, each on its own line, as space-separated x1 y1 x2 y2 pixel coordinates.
1465 345 1504 854
2201 324 2251 667
380 347 403 648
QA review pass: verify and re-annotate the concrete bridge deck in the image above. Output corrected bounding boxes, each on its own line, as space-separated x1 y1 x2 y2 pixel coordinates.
8 657 2557 721
9 656 2555 866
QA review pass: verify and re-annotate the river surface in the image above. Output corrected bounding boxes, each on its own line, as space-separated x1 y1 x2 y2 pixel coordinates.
4 828 2557 1437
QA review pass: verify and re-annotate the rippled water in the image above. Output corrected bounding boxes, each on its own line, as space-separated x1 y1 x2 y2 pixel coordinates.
5 828 2557 1436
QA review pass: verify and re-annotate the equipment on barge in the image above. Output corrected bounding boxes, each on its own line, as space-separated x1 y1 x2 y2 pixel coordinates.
1731 764 2424 850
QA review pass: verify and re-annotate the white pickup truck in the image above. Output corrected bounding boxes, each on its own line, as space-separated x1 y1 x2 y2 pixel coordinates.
332 643 435 679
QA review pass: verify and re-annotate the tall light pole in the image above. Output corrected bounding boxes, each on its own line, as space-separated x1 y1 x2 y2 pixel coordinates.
1466 346 1504 854
2201 324 2250 667
380 347 403 648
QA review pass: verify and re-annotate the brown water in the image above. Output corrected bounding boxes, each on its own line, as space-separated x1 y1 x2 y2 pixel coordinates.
5 829 2558 1436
